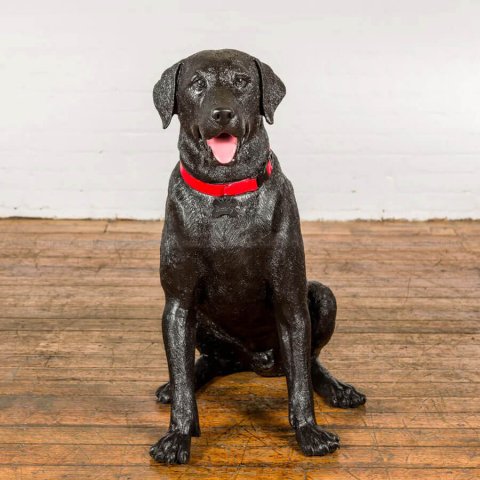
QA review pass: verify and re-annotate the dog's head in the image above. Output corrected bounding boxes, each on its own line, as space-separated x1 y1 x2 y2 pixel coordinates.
153 49 285 172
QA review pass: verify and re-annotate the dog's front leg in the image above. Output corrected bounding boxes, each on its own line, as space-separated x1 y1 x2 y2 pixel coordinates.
275 299 340 456
150 296 199 464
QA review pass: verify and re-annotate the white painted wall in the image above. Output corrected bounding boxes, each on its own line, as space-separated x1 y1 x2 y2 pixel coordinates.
1 0 479 220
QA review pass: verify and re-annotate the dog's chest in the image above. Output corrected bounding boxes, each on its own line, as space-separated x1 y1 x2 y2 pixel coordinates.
195 194 274 251
210 197 241 218
193 196 273 303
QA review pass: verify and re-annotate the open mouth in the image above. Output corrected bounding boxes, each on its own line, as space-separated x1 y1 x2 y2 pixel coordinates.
206 133 238 164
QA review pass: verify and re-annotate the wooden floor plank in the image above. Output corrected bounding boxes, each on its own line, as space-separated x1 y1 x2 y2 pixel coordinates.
0 319 478 335
1 380 478 398
0 395 478 428
0 219 478 479
0 425 478 447
0 353 477 369
1 366 479 383
2 285 480 300
0 466 477 480
0 444 479 468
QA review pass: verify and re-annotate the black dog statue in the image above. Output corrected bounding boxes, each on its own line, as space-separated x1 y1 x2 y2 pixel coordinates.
150 49 366 465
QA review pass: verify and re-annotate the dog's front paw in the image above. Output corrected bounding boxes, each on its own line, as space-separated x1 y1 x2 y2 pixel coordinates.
327 380 366 409
295 424 339 456
150 431 191 464
155 382 172 404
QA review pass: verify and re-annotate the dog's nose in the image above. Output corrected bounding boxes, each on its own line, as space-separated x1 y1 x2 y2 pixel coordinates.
211 108 234 125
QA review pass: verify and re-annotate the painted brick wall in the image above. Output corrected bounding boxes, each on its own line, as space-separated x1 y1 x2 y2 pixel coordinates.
1 0 479 219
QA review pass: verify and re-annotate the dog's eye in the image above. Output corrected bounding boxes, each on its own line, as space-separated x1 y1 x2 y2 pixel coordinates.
234 76 249 89
192 78 207 93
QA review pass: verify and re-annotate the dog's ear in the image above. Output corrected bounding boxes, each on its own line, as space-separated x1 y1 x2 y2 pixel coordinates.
153 61 183 129
254 58 286 125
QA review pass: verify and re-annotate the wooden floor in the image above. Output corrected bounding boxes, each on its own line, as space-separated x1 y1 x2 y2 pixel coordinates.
0 219 479 479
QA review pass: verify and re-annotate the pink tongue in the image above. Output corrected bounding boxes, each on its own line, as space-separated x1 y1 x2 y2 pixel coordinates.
206 135 238 164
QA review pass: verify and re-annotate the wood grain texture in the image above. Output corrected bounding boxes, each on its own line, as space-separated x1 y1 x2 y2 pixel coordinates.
0 219 479 479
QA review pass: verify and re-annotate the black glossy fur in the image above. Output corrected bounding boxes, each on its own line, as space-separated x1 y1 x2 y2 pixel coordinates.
150 49 366 465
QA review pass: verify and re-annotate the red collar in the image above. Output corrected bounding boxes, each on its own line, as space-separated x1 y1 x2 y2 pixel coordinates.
179 159 273 197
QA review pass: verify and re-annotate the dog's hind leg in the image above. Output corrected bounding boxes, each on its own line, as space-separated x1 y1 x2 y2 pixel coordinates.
155 354 230 403
308 281 366 408
156 315 247 403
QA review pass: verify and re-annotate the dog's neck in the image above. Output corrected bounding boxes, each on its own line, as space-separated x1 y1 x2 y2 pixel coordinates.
178 125 271 184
